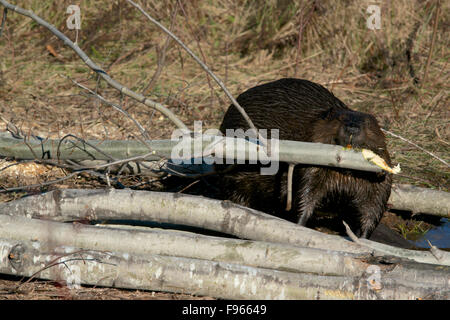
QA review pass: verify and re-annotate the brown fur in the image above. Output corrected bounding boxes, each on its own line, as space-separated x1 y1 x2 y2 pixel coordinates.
218 78 392 238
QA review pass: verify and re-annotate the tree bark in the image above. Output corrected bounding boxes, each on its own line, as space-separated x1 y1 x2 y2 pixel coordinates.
0 236 447 300
0 214 367 277
1 188 448 266
0 132 384 173
389 184 450 218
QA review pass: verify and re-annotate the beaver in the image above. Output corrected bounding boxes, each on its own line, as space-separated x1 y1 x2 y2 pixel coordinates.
217 78 392 238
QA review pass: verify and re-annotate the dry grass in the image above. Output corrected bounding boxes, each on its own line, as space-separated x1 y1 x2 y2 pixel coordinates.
0 0 448 299
0 0 447 188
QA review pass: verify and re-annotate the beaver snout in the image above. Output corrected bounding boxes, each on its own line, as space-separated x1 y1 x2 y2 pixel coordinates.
336 122 367 148
344 124 360 136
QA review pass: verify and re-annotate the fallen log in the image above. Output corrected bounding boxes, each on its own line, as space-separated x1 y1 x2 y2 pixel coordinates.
389 184 450 218
1 188 448 266
0 236 447 299
0 188 376 255
4 238 359 300
0 131 385 173
2 213 448 288
0 214 367 277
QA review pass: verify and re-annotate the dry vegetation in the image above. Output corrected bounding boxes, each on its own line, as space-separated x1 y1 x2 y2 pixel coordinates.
0 0 448 299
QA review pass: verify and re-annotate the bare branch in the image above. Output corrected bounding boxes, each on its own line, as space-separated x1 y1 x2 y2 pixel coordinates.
0 132 388 173
142 3 178 95
0 171 79 193
382 128 449 167
125 0 262 143
66 76 150 140
0 0 188 132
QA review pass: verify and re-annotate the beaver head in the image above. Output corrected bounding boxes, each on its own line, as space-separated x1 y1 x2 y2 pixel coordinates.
311 108 390 163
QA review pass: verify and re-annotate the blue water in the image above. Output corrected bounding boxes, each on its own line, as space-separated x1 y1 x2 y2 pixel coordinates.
411 218 450 249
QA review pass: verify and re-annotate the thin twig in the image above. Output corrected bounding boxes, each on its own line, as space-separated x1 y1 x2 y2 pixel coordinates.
143 3 178 95
57 134 116 162
66 76 150 140
285 163 294 211
0 159 36 173
15 251 115 292
382 128 449 167
71 151 159 171
177 179 200 193
0 171 79 193
423 91 444 125
23 131 48 160
0 0 188 132
177 0 215 109
423 0 440 84
125 0 264 145
0 162 127 192
0 7 6 37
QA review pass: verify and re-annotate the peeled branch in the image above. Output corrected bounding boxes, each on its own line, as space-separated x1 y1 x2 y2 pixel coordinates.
362 149 401 174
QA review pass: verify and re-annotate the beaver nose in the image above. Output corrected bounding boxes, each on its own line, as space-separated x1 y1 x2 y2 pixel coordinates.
345 125 360 136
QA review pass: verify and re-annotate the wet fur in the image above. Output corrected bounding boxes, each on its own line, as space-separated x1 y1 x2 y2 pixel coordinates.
218 78 392 238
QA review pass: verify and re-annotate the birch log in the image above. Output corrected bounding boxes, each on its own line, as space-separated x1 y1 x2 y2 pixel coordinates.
0 188 369 255
0 214 366 277
1 188 448 266
1 131 448 217
0 132 384 173
388 184 450 218
0 214 448 286
1 238 366 300
0 235 447 299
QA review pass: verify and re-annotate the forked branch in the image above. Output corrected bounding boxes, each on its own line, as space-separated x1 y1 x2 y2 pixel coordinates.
0 0 188 132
